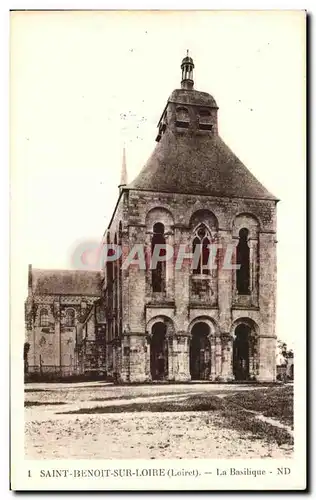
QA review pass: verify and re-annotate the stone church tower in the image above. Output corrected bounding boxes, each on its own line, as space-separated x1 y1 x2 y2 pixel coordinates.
104 54 278 383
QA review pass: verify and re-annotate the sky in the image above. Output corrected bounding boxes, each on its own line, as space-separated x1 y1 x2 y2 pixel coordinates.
10 10 306 347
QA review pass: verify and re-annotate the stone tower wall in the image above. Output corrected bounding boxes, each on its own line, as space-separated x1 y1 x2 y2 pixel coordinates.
105 187 277 383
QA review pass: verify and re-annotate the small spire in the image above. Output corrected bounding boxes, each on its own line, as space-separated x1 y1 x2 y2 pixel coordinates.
28 264 32 291
181 51 194 90
119 147 127 187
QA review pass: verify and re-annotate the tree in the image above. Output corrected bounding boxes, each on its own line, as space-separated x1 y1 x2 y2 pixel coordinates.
276 340 294 381
277 340 294 364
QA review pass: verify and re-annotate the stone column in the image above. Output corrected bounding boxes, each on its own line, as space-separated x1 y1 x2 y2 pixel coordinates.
112 338 122 378
209 336 216 380
54 300 61 371
128 334 147 382
167 336 175 381
257 336 276 382
144 334 151 381
120 335 130 383
217 230 233 333
144 231 152 298
249 238 259 306
117 343 122 376
248 336 256 379
174 333 191 382
254 337 260 379
106 343 113 377
231 237 238 301
184 335 191 381
112 342 117 374
215 336 222 377
220 333 234 382
174 228 191 328
165 231 175 302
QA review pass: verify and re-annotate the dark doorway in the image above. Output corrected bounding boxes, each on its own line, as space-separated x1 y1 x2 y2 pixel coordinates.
233 324 251 381
150 322 168 380
190 323 211 380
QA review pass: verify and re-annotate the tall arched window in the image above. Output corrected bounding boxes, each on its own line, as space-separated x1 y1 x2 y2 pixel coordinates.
192 224 211 275
106 232 113 286
40 308 49 327
151 222 166 292
236 228 250 295
114 233 118 337
118 222 123 335
65 309 75 327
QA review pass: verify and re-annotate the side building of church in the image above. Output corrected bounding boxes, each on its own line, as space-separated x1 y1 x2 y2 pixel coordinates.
24 54 278 383
24 268 106 377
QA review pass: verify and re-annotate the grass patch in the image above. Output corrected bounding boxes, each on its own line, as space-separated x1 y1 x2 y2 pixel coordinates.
215 405 293 446
224 385 293 428
25 401 66 407
24 388 50 393
90 391 204 402
58 396 225 415
58 387 293 447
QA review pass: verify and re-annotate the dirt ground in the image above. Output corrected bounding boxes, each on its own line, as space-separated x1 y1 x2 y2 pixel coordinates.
25 382 293 460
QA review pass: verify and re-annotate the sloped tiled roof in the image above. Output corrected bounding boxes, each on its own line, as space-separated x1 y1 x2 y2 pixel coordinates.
31 269 102 296
128 128 276 200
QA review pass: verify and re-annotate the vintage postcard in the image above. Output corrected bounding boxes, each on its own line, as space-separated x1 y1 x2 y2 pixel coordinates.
10 9 306 491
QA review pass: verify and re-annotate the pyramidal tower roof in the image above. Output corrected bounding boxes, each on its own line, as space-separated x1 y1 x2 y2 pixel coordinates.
127 53 277 201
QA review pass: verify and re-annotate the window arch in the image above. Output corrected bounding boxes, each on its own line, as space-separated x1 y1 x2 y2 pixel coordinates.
236 228 250 295
189 209 218 233
151 222 166 292
145 207 174 229
65 309 75 327
40 308 49 327
176 106 189 120
192 224 211 275
232 213 259 238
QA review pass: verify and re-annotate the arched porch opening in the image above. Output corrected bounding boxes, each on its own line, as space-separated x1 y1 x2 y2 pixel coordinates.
233 321 258 381
150 322 168 380
190 322 211 380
